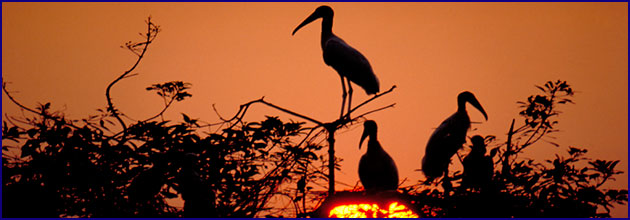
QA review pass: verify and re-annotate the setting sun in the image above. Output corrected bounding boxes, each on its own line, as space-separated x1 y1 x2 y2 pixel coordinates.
329 202 419 218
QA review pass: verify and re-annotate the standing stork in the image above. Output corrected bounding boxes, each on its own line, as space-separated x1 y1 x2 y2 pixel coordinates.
422 91 488 180
292 5 380 119
358 120 399 192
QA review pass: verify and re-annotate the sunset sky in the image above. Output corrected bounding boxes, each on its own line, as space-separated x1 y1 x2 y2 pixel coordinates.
2 2 627 217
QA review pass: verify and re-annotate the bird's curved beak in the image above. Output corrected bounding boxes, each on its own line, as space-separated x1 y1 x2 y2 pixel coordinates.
359 126 369 150
292 10 321 36
469 96 488 121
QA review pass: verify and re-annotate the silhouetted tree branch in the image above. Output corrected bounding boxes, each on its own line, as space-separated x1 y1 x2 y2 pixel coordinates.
347 85 397 117
213 85 398 196
143 81 191 122
105 17 160 137
2 81 82 132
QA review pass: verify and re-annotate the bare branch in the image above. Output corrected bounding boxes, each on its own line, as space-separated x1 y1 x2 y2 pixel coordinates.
143 95 177 122
214 98 262 123
212 86 397 197
105 17 160 137
346 85 397 117
2 81 41 116
259 99 323 126
214 97 324 127
296 125 325 148
350 103 396 121
2 81 82 131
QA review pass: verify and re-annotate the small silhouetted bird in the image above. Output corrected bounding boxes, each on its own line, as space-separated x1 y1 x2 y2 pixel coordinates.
462 135 494 190
422 91 488 180
358 120 399 192
292 5 379 118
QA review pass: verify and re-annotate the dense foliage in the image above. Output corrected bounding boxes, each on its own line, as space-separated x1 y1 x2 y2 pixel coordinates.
2 86 328 217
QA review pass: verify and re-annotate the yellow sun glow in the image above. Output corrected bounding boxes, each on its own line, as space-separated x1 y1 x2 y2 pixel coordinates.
328 202 419 218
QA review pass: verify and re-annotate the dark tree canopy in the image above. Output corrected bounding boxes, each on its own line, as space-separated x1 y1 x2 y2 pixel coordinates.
2 18 330 218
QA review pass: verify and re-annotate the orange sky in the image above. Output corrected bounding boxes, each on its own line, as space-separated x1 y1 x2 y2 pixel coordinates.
2 2 628 217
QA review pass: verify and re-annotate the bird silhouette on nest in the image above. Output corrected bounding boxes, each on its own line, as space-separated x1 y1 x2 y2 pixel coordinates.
462 135 494 191
358 120 399 192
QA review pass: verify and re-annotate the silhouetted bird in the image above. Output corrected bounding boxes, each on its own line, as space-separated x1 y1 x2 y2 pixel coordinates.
462 135 494 190
358 120 399 192
422 91 488 180
292 5 379 118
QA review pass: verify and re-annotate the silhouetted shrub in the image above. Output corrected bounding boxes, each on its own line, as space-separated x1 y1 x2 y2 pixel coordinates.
2 18 329 218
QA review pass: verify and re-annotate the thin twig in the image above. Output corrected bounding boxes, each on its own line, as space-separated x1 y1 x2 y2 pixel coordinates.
350 103 396 121
346 85 397 117
105 17 160 137
143 96 177 122
3 82 46 116
214 98 325 129
214 98 262 123
259 99 323 126
2 81 81 131
296 125 324 148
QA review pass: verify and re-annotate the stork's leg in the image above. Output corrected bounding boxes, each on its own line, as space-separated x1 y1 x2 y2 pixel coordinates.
339 76 347 119
346 78 353 120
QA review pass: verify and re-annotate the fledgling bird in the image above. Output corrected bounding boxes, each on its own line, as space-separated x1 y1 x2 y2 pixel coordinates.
358 120 399 192
422 91 488 180
462 135 494 190
292 5 380 119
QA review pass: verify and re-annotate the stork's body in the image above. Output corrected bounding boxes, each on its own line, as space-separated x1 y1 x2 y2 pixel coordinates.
422 91 488 179
358 120 398 192
293 6 379 118
321 34 379 95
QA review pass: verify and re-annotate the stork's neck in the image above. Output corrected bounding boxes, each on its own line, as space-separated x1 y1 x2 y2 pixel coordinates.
320 16 333 48
367 137 384 154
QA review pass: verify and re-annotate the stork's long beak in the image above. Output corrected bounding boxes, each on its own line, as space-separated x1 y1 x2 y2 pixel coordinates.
292 10 322 36
468 96 488 121
359 126 369 150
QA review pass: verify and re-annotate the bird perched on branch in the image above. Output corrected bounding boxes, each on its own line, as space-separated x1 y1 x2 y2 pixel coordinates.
292 5 380 119
462 135 494 190
358 120 399 192
422 91 488 180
